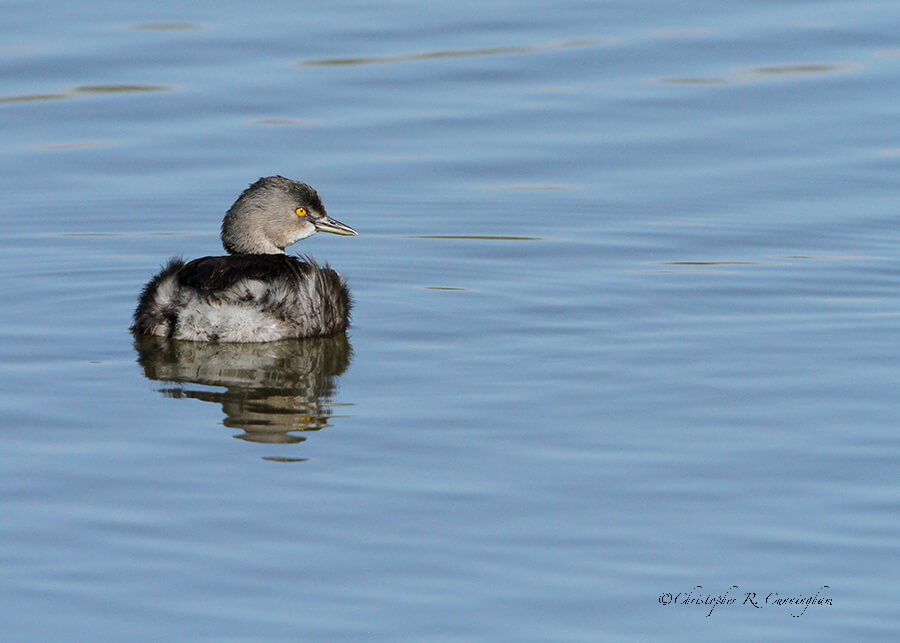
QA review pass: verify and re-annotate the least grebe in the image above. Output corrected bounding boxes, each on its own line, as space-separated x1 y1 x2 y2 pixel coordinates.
133 176 358 342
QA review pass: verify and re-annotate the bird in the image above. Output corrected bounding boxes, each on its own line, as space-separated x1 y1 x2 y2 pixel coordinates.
132 176 358 342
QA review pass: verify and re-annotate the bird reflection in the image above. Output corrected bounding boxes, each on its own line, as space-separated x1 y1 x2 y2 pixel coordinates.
134 333 352 448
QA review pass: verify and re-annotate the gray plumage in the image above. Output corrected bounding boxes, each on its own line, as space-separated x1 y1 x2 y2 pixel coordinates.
133 177 358 342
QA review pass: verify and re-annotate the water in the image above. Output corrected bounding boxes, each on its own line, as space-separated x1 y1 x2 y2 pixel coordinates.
2 0 899 640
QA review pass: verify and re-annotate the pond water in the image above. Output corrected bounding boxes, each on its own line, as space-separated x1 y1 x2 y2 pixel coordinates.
1 0 898 640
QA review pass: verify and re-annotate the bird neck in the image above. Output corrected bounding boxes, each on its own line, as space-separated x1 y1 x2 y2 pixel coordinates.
221 218 287 254
223 237 285 255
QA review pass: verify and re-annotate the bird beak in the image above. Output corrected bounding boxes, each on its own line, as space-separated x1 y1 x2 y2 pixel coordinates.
314 215 358 236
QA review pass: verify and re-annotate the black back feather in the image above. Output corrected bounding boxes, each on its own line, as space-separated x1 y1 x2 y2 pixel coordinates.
178 254 312 294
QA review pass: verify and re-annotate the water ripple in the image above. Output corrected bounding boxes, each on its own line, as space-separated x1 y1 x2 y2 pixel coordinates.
660 62 861 85
298 38 609 67
0 84 171 106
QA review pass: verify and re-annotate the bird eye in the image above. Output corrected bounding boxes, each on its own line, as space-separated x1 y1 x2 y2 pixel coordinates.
295 207 307 217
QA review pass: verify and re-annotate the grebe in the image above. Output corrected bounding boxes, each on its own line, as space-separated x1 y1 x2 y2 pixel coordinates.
132 176 358 342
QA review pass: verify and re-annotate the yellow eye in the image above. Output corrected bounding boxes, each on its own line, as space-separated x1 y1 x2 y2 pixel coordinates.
295 207 307 217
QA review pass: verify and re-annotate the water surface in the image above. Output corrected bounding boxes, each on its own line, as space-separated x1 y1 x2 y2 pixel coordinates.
1 0 899 640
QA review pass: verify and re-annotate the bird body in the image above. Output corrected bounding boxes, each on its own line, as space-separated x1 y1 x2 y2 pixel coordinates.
133 177 357 342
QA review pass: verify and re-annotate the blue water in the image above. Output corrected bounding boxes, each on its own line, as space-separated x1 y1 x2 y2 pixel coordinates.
1 1 899 640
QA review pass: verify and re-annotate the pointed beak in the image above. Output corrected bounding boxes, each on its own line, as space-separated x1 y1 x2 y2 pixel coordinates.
314 215 358 236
